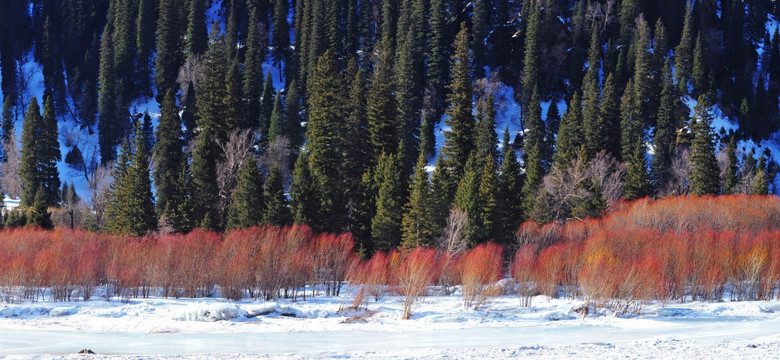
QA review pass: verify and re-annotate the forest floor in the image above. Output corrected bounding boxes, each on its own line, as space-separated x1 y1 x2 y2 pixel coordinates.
2 284 780 359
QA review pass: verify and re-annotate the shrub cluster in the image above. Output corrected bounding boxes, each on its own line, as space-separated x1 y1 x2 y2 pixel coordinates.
0 225 354 303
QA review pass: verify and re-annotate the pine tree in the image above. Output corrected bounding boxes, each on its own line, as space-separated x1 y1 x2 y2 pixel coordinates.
153 90 184 222
618 0 640 45
751 156 769 195
497 128 523 245
342 67 370 204
111 1 135 100
453 153 481 246
306 50 347 233
272 0 290 78
197 24 233 140
525 86 547 164
260 71 276 142
624 137 651 200
98 16 122 165
155 0 183 98
475 93 499 164
136 0 156 96
426 0 448 115
724 136 738 194
401 152 435 248
284 80 304 150
652 62 677 186
674 2 694 91
367 40 399 160
2 96 14 145
224 57 244 132
244 7 265 130
691 31 709 97
225 0 240 60
39 96 61 206
226 156 265 230
19 98 42 207
352 169 377 255
290 152 319 226
554 93 583 169
632 16 654 127
106 120 157 236
522 1 541 107
372 151 404 251
191 127 221 230
583 25 602 158
471 0 490 77
689 95 721 196
521 142 543 217
395 26 425 171
263 164 292 226
620 79 642 162
476 153 498 245
28 185 52 229
185 0 208 56
441 23 474 178
430 156 457 237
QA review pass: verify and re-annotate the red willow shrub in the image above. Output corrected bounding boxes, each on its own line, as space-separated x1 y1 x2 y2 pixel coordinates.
459 243 503 308
396 248 440 319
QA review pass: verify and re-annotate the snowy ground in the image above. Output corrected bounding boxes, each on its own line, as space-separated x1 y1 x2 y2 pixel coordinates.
2 285 780 359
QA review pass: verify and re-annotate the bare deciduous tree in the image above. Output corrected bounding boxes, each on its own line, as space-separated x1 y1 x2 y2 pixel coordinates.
589 150 626 205
1 135 22 199
660 149 691 196
437 207 468 255
585 0 616 35
216 128 257 216
177 55 203 102
88 165 113 231
260 136 292 181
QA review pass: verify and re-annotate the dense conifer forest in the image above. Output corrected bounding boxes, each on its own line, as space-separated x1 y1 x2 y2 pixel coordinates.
0 0 778 257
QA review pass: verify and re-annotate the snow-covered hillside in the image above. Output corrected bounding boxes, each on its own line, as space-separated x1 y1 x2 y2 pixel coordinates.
2 285 780 359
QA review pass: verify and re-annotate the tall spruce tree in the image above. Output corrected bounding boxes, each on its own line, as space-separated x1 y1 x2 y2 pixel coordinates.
453 153 482 247
268 91 285 143
28 185 52 229
367 40 399 161
441 23 474 178
290 152 319 226
197 24 233 140
497 128 523 245
259 71 276 142
689 95 721 196
624 137 651 200
186 0 208 56
620 79 642 162
371 151 404 251
674 2 694 91
19 98 42 207
401 151 435 248
284 79 304 150
597 73 622 158
691 30 710 97
583 25 602 158
155 0 183 98
226 156 265 230
272 0 290 78
342 66 370 204
243 7 265 130
475 93 499 163
522 0 541 107
306 50 347 233
751 156 769 195
263 164 292 226
554 93 583 169
106 120 157 236
190 127 221 230
652 62 677 186
153 90 184 224
521 142 543 217
98 16 122 165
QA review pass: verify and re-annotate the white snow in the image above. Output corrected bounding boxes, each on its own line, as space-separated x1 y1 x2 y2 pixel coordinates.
2 285 780 359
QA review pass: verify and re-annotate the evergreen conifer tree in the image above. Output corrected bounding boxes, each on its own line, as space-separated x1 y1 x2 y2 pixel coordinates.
367 40 399 161
19 98 42 207
624 137 651 200
260 71 276 142
689 95 721 196
751 156 769 195
290 152 319 226
652 62 677 186
674 3 694 91
153 90 184 223
620 79 642 162
272 0 290 77
371 151 404 251
522 1 541 107
554 93 583 169
98 17 122 165
226 156 265 230
263 164 292 226
441 23 474 178
106 120 157 236
284 80 304 150
306 50 347 233
155 0 184 98
186 0 208 56
268 91 285 143
401 152 435 248
692 31 710 97
497 128 523 245
243 7 265 130
28 185 52 229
